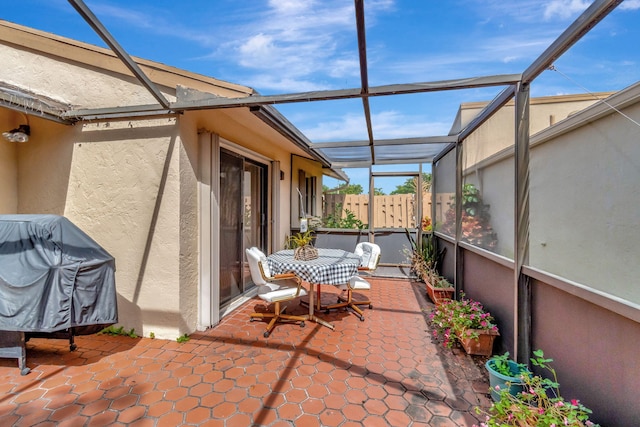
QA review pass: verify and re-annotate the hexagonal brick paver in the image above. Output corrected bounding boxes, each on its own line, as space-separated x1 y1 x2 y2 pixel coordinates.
319 409 345 427
0 279 493 427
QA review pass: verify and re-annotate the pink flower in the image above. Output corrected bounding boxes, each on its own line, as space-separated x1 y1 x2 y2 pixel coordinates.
571 399 579 406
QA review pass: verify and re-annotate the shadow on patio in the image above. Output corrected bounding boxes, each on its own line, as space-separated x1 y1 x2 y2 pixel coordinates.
0 278 492 426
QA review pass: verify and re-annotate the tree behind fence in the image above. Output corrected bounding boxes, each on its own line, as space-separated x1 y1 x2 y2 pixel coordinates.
323 194 452 228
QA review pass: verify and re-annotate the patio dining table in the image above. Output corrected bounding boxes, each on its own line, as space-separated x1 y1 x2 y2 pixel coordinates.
267 248 361 330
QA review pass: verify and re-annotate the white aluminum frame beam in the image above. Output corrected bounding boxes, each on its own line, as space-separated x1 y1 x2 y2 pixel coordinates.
62 74 523 121
311 135 457 149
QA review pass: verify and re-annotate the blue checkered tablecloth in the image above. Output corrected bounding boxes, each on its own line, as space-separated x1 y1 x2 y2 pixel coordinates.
267 248 361 285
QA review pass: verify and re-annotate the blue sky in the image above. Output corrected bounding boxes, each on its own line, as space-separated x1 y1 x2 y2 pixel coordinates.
3 0 639 192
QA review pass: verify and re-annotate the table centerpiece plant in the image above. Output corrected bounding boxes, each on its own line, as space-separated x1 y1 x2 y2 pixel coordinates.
476 349 600 427
429 292 499 355
287 230 318 261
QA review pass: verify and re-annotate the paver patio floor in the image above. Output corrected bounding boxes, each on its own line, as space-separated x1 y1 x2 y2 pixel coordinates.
0 278 492 426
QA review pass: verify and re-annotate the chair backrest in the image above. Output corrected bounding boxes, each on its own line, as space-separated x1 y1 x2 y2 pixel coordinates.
246 247 270 285
354 242 381 270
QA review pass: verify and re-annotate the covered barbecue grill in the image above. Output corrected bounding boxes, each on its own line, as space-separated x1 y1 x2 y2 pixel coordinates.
0 215 117 374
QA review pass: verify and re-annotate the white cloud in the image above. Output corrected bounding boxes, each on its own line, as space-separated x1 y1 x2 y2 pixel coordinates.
381 32 553 81
239 33 276 62
301 110 449 142
370 111 449 139
91 3 155 29
215 0 362 90
543 0 591 20
267 0 313 14
620 0 640 9
304 113 369 141
244 75 327 93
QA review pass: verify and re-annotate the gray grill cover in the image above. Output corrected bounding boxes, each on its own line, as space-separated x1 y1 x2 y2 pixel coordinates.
0 215 117 334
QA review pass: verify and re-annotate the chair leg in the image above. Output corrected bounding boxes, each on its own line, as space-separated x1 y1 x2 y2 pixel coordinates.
251 301 306 337
335 289 370 321
347 298 372 310
339 290 372 308
324 289 350 312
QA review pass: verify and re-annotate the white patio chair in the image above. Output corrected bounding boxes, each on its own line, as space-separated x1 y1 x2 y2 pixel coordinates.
325 242 380 321
246 247 307 337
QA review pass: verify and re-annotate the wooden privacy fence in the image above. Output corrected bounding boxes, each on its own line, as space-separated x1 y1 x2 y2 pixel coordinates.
324 193 453 228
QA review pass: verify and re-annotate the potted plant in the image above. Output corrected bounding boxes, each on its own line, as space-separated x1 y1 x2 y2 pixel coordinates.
426 275 455 306
440 183 498 251
405 229 448 303
476 350 600 426
485 352 528 402
429 292 499 355
286 230 318 260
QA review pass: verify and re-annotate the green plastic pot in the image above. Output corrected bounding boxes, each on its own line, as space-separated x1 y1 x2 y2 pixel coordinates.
485 359 527 402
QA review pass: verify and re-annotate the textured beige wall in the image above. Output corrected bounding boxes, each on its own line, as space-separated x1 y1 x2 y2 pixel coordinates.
0 44 169 108
0 22 336 339
0 112 19 213
59 118 198 339
530 101 640 303
16 116 76 214
460 94 612 170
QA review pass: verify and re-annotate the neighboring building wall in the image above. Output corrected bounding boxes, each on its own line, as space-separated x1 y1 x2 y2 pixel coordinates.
443 84 640 427
531 280 640 427
457 93 613 171
458 93 615 258
529 99 640 304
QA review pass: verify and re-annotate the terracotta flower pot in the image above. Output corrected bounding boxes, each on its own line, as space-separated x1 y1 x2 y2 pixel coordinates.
426 281 454 306
457 328 499 356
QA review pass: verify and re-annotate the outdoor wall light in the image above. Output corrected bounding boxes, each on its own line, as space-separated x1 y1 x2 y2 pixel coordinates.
2 124 30 143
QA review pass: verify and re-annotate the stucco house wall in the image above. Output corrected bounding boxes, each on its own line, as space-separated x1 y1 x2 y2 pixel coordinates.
0 21 326 339
0 112 18 213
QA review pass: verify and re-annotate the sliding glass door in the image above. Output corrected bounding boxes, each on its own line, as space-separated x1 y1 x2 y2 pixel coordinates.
219 148 267 307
